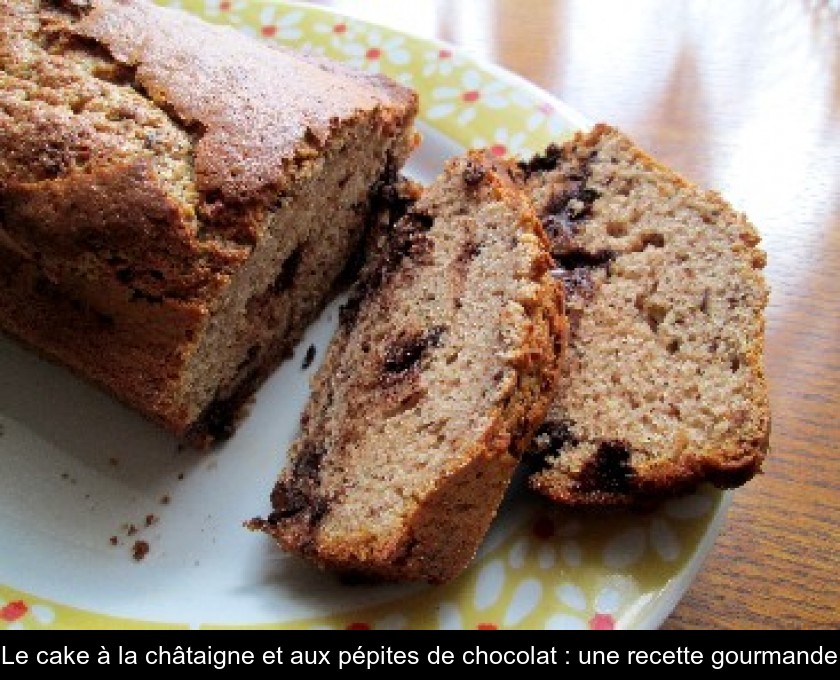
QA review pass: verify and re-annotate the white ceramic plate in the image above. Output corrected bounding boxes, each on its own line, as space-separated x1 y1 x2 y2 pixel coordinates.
0 0 727 630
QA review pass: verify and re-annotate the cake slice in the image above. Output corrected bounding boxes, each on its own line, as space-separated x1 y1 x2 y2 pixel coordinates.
0 0 418 446
520 124 770 507
249 152 566 583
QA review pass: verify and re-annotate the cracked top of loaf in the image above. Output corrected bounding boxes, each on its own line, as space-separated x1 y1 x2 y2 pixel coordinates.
0 0 418 300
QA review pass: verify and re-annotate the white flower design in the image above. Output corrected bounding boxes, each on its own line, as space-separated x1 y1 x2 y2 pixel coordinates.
373 613 408 630
256 7 304 41
549 576 639 630
1 599 55 630
527 101 570 137
602 490 713 568
422 46 465 77
314 18 363 48
603 525 648 568
664 490 715 520
427 69 511 125
339 31 411 74
436 601 463 629
526 513 583 570
472 127 533 159
503 578 543 626
474 558 506 610
297 41 327 57
203 0 246 17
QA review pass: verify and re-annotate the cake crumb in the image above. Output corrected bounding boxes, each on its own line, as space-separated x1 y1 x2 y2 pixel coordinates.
109 536 119 546
145 514 158 528
160 494 170 505
132 540 150 561
302 344 317 369
126 523 138 536
177 472 185 481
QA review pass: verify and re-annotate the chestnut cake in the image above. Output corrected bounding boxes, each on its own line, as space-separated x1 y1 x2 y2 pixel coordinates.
521 124 770 507
249 152 566 584
0 0 418 445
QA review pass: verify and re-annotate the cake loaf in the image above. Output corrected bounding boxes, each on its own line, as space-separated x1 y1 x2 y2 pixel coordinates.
521 124 770 507
0 0 418 445
249 152 566 583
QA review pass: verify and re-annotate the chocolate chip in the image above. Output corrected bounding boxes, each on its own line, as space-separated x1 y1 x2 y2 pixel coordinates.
546 184 601 224
700 288 710 314
523 420 578 473
301 344 316 369
383 326 446 375
577 441 635 493
518 143 564 176
338 290 365 328
641 232 665 249
293 441 324 481
382 334 425 374
577 187 602 207
269 441 329 524
129 287 164 304
201 395 240 442
462 161 486 187
457 239 482 264
369 162 421 226
115 268 134 284
271 246 303 293
555 249 615 270
557 267 596 302
541 214 580 252
406 211 434 231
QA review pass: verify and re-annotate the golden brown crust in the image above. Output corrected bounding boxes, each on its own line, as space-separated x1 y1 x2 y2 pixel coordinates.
250 151 565 583
73 0 417 210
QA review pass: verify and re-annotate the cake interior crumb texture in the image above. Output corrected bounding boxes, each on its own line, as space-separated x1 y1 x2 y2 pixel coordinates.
250 152 565 584
0 0 418 445
522 124 770 507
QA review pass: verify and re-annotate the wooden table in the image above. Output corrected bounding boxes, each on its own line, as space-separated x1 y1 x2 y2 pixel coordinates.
312 0 840 629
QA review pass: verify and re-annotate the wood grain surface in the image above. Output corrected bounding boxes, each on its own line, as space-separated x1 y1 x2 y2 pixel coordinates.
311 0 840 629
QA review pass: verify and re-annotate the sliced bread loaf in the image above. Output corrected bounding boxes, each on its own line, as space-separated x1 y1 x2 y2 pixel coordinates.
249 151 565 583
0 0 417 446
521 124 770 507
